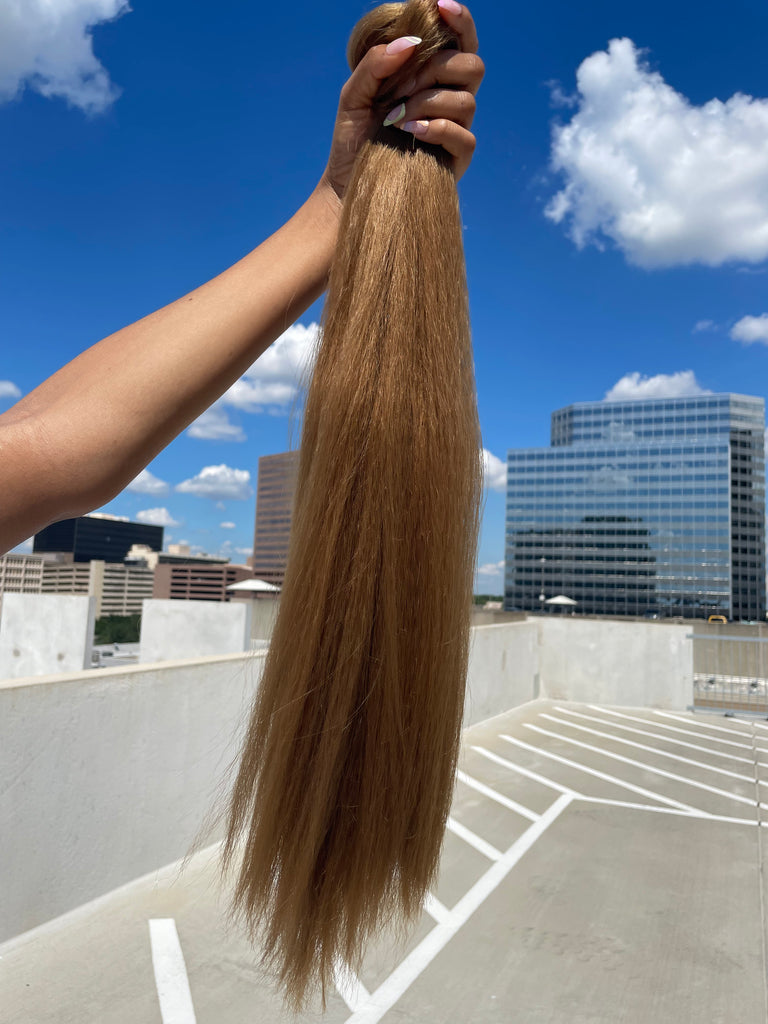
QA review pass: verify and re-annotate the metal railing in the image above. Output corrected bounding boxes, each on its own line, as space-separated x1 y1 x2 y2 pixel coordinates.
691 631 768 715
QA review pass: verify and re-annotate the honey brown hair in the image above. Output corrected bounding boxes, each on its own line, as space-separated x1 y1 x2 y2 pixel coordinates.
222 0 481 1009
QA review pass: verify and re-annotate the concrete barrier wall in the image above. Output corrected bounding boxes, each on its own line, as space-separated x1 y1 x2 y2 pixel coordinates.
464 622 539 725
536 617 692 709
0 616 694 944
139 599 253 663
0 594 95 679
0 652 264 944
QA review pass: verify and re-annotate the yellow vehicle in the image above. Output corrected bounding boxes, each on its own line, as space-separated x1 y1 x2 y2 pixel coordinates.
707 615 728 624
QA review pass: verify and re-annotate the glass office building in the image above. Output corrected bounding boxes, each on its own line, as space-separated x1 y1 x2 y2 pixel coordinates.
505 394 766 620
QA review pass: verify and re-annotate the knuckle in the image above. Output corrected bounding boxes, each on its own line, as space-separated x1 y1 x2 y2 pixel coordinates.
466 54 485 81
459 90 476 115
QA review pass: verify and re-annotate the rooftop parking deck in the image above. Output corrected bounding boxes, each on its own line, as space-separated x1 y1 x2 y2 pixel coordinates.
4 697 768 1024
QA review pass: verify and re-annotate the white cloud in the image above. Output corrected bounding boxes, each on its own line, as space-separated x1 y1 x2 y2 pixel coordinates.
693 320 717 334
546 38 768 268
126 468 169 496
187 405 246 442
604 370 710 402
0 380 21 400
235 547 253 557
223 322 319 413
0 0 129 114
136 507 180 528
220 521 236 529
730 315 768 345
482 449 507 493
176 464 253 501
476 560 505 578
545 79 578 110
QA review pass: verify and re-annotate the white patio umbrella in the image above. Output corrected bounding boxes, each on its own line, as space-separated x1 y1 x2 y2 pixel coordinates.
544 595 578 614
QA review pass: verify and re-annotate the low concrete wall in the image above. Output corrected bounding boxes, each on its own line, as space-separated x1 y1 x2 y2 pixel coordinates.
536 617 692 709
139 599 252 663
0 593 95 680
0 616 694 945
464 622 539 726
0 652 263 944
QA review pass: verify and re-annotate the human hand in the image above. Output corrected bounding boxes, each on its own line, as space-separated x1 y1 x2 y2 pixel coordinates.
320 1 483 204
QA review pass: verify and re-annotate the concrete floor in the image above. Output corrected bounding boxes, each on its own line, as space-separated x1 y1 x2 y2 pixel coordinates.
3 698 768 1023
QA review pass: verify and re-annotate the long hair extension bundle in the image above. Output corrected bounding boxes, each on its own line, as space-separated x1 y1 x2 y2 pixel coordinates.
222 0 482 1009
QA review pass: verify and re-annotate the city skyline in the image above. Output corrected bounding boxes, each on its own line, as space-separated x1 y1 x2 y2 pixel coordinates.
3 0 768 593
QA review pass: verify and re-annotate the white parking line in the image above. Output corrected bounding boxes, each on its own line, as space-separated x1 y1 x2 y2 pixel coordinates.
523 724 755 807
559 707 758 764
343 795 573 1024
469 746 578 797
446 816 502 861
494 737 698 813
334 961 371 1013
653 710 753 738
456 770 540 822
577 795 757 826
423 893 451 925
589 706 757 752
148 919 197 1024
540 713 757 783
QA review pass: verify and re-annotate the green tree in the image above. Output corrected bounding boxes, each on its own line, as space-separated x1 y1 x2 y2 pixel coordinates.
94 613 141 644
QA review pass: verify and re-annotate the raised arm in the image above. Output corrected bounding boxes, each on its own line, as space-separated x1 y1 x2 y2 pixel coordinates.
0 2 482 555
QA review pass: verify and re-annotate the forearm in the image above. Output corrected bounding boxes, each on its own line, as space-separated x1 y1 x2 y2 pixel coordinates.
0 183 340 550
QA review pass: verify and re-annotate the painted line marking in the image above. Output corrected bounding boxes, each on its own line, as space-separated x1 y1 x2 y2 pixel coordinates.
446 816 502 861
423 893 451 925
456 769 540 823
653 710 753 738
492 737 698 814
343 795 573 1024
588 705 756 752
576 795 757 826
559 707 758 764
149 919 197 1024
540 712 756 784
470 745 578 798
522 724 755 808
334 961 370 1012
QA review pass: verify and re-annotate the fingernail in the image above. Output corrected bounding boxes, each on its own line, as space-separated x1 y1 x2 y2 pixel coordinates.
402 78 418 96
402 119 429 136
386 35 422 55
438 0 462 13
383 102 407 127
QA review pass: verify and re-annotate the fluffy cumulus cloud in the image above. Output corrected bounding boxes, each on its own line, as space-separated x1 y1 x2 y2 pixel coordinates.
0 380 22 400
126 468 169 496
223 322 319 413
730 315 768 345
136 507 180 528
546 38 768 268
220 521 236 529
604 370 710 402
0 0 130 114
176 464 253 501
187 404 247 442
482 449 507 492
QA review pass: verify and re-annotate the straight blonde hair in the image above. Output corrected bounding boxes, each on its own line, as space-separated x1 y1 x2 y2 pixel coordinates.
222 0 481 1009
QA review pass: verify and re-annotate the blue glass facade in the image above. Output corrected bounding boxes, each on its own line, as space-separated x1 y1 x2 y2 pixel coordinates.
505 395 766 620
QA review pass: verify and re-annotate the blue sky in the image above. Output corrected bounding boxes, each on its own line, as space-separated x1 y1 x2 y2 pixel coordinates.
3 0 768 593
